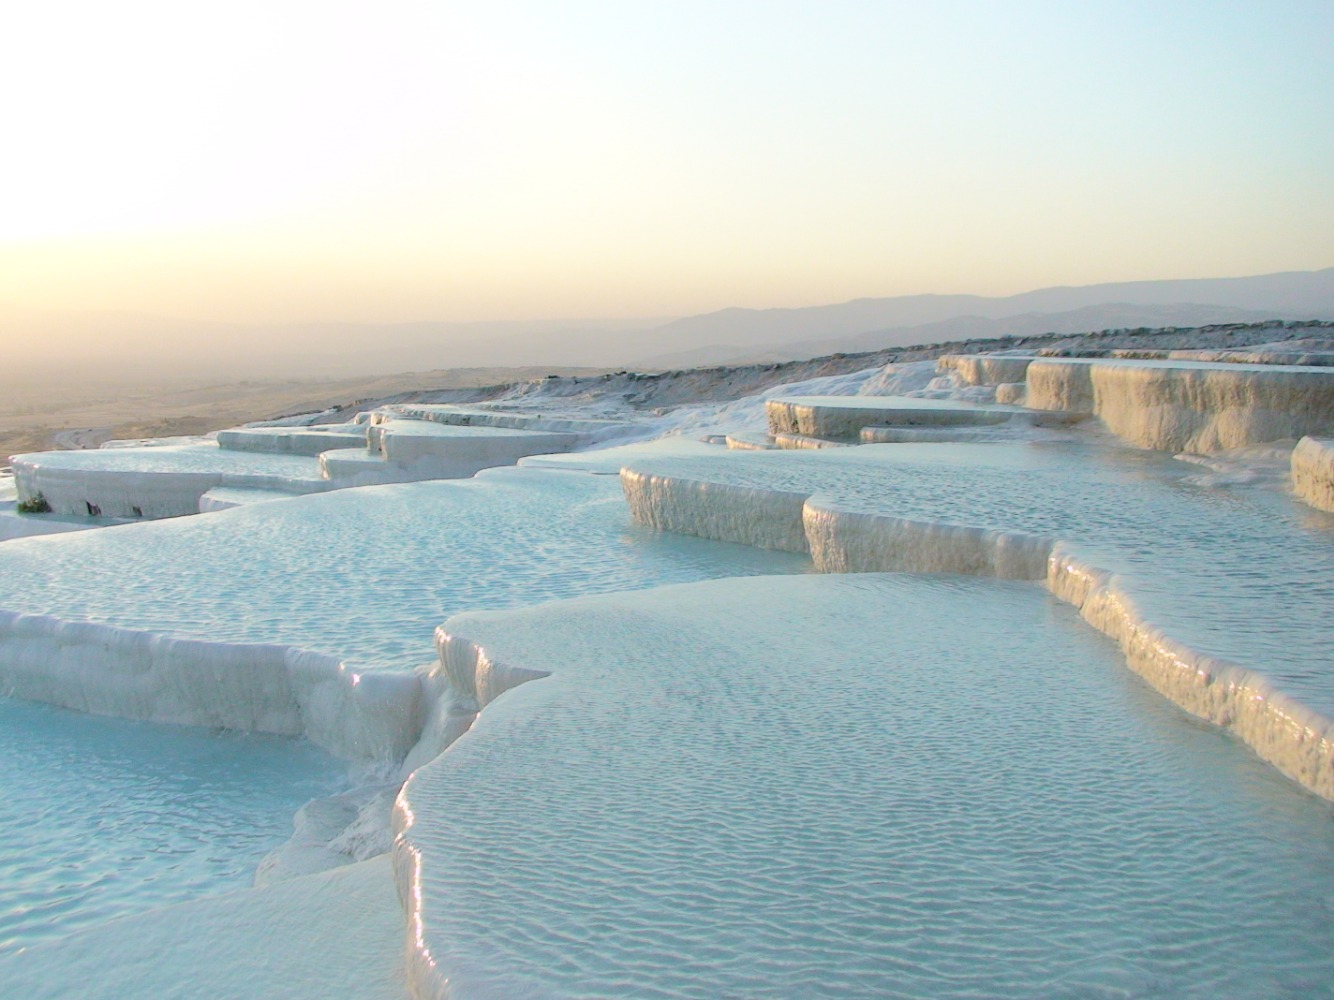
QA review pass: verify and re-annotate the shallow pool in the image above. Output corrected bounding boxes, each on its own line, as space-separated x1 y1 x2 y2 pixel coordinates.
0 697 346 954
403 573 1334 998
0 469 808 672
622 441 1334 715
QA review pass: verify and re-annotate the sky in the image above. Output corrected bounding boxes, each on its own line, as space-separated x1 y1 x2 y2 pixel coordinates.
1 0 1332 329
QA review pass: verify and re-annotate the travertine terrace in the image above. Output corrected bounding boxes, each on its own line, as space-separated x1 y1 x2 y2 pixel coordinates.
1 322 1331 997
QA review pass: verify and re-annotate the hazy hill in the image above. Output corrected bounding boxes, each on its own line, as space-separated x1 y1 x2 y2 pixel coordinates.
4 268 1332 380
758 303 1297 363
633 269 1334 366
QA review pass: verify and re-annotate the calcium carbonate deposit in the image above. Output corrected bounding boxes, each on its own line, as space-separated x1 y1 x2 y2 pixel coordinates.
399 575 1334 999
0 334 1331 998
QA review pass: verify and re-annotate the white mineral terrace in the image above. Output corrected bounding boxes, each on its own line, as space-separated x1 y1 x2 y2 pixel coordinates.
723 431 776 450
765 394 1077 440
216 424 369 455
1292 435 1334 512
397 575 1334 998
620 440 1334 799
1023 357 1334 451
0 468 803 764
10 444 329 518
936 352 1334 451
1170 347 1334 366
1 351 1332 996
197 485 307 511
859 424 1029 443
10 406 635 519
517 436 722 474
380 402 634 441
937 353 1038 386
368 419 586 478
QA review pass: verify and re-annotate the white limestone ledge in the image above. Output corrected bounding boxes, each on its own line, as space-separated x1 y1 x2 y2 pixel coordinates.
315 420 601 486
804 501 1053 579
399 627 552 779
937 354 1037 386
1025 358 1334 452
216 425 368 456
1047 546 1334 801
14 414 619 520
198 487 302 512
773 432 851 450
861 425 1014 444
393 626 556 997
723 432 777 451
12 446 329 519
619 459 1334 802
1169 348 1334 367
381 403 634 443
620 468 811 553
369 420 585 480
765 395 1076 440
317 448 401 487
1292 436 1334 513
0 609 425 764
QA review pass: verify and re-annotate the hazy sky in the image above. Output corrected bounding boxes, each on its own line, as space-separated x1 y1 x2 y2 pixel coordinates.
2 0 1331 325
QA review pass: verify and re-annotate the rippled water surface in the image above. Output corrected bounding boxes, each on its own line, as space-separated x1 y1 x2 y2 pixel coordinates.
12 442 321 477
0 469 808 670
624 441 1334 714
0 698 345 954
409 574 1334 999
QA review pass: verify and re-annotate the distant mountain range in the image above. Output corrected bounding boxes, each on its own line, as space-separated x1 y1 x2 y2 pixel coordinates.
5 268 1332 381
633 269 1334 367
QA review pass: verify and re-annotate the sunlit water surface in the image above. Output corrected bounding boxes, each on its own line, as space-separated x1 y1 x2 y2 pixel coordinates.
410 574 1334 999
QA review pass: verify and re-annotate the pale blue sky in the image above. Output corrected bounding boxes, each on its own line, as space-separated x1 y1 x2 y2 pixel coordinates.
1 0 1330 325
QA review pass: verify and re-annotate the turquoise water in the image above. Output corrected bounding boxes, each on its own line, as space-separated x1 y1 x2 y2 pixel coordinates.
3 439 1331 993
406 574 1334 998
0 467 807 956
0 469 808 671
622 441 1334 715
10 443 321 477
0 697 345 954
